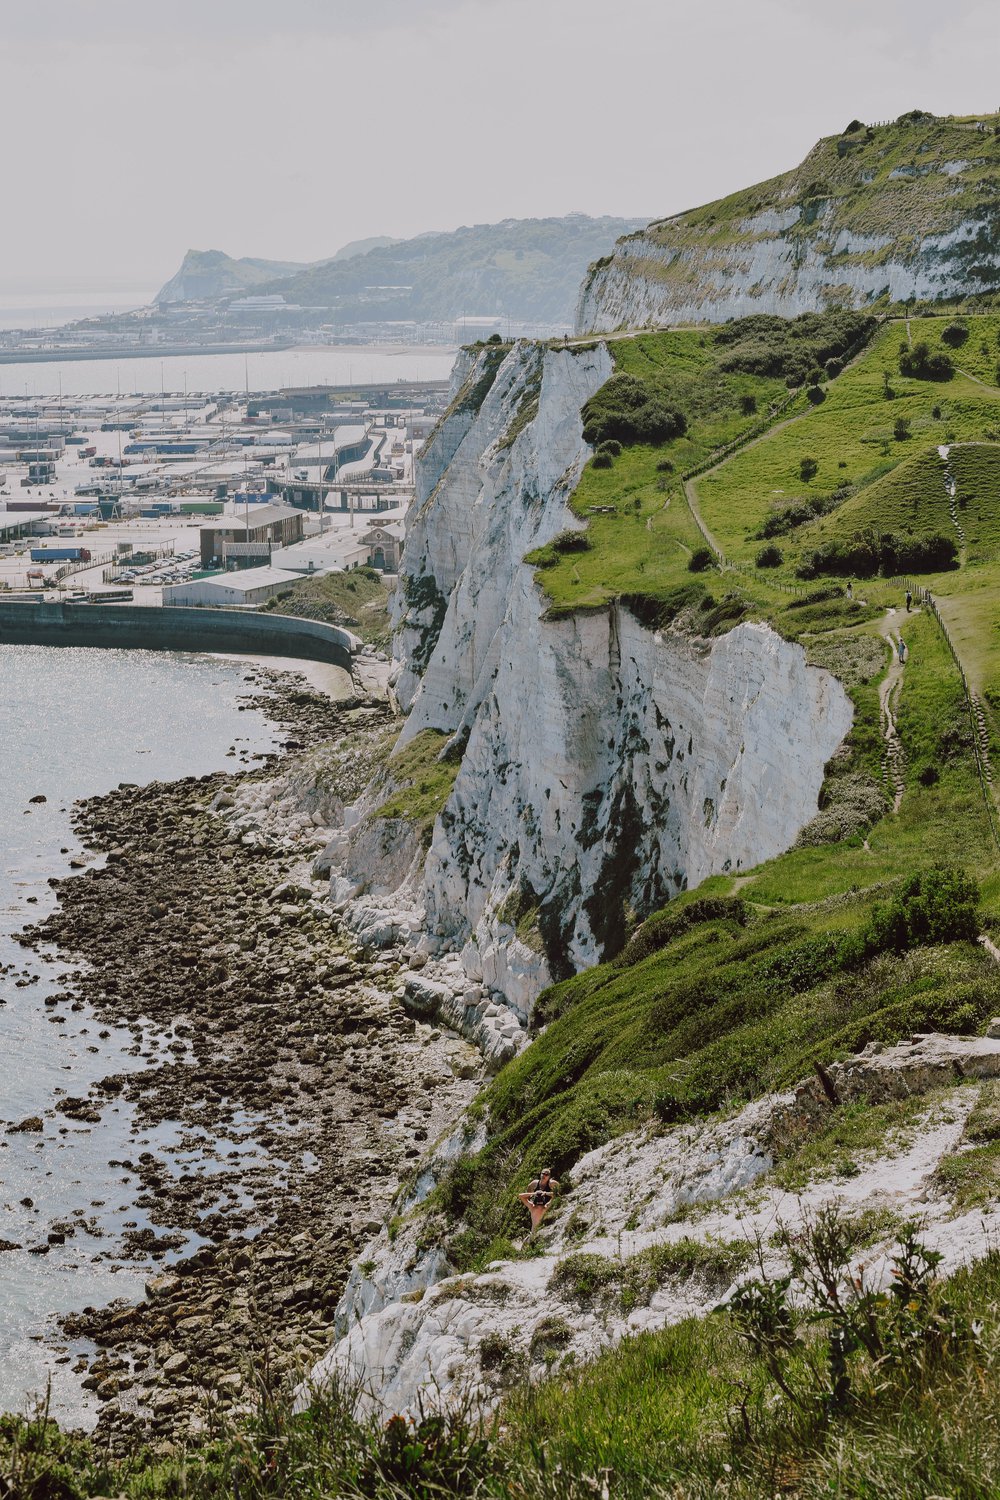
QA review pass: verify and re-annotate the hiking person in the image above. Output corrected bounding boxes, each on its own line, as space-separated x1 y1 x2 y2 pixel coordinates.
898 636 907 664
519 1167 560 1232
846 581 853 600
905 589 912 612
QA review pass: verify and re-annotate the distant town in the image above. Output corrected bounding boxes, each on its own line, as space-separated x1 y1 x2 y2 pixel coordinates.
0 377 451 606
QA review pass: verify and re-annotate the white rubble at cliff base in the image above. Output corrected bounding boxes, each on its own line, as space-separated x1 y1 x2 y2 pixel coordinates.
302 1034 1000 1421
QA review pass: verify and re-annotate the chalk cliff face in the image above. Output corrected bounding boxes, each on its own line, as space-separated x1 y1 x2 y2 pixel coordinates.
577 113 1000 331
378 341 853 1016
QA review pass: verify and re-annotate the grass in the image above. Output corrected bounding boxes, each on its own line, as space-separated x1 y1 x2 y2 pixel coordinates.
14 1245 1000 1498
549 1239 752 1314
260 566 392 648
770 1091 945 1193
935 1139 1000 1212
498 1241 1000 1498
373 729 460 845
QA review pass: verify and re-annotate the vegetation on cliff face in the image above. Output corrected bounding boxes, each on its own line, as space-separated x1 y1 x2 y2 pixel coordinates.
260 567 391 648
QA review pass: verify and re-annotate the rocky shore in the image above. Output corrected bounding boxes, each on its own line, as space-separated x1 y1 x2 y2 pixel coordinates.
13 670 482 1448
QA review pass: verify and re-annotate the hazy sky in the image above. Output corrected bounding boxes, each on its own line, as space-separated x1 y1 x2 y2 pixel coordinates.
3 0 999 291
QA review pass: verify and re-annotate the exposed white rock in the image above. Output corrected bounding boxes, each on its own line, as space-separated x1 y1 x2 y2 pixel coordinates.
303 1035 1000 1421
576 215 1000 333
382 340 853 1016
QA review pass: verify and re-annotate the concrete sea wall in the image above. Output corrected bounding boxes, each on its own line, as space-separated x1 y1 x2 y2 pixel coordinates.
0 601 360 673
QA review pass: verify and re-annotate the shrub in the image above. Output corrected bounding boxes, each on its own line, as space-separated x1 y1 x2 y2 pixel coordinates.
655 458 675 473
893 416 912 441
807 384 826 405
688 546 715 573
825 356 843 379
941 320 969 348
582 373 687 448
797 529 957 579
756 543 783 568
800 457 819 482
899 342 954 381
591 451 613 469
740 393 758 415
598 439 622 457
551 530 592 554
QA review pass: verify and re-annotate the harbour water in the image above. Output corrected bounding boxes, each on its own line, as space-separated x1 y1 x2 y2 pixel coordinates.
0 645 286 1425
1 345 457 399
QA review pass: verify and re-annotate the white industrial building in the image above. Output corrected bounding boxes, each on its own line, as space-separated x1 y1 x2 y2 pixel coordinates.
162 567 302 608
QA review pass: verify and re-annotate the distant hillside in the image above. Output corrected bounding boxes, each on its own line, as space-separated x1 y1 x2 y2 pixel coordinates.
262 215 650 327
578 110 1000 331
156 250 310 304
155 236 398 305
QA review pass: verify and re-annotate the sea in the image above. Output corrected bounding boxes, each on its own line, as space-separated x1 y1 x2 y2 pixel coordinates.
0 644 317 1427
0 346 458 401
0 282 458 398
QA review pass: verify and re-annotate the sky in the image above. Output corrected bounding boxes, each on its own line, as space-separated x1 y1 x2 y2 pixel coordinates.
2 0 1000 293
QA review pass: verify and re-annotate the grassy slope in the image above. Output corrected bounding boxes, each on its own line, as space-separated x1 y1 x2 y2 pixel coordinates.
429 315 1000 1263
259 567 392 648
586 112 1000 311
15 1246 1000 1498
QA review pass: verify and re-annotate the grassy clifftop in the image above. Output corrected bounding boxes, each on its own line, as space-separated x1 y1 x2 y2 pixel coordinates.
579 111 1000 328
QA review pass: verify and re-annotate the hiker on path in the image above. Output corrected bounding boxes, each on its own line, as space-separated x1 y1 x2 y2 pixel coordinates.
846 581 853 600
905 589 912 612
898 636 907 664
519 1167 560 1232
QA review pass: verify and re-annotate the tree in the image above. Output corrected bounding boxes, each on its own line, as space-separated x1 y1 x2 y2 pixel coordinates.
799 457 819 482
893 416 912 441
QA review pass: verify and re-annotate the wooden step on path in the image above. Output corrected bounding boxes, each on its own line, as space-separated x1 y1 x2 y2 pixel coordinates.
970 692 994 785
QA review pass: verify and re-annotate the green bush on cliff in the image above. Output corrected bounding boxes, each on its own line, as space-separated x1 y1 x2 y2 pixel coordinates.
581 372 687 448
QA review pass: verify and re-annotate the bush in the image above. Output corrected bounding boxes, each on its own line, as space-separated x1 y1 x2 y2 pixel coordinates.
550 530 593 554
597 438 622 457
893 416 912 440
899 342 955 381
582 373 687 448
756 543 783 568
941 321 969 348
807 384 826 406
688 546 715 573
591 451 613 468
800 457 819 482
740 393 758 415
655 458 675 473
825 357 844 379
839 867 980 967
797 529 957 579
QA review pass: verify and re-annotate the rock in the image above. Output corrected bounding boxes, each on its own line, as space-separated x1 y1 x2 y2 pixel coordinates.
9 1116 43 1133
161 1351 190 1376
987 1018 1000 1040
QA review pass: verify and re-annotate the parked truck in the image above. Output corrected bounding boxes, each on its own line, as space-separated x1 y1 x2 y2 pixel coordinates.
30 546 91 563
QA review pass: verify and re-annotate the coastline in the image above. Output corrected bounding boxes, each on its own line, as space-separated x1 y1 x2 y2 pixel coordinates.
10 670 482 1446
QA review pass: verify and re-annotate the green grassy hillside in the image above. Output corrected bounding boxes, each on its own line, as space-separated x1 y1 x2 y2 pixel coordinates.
579 111 1000 328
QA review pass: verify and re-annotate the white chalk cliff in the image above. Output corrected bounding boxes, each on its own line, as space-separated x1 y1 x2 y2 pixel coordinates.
576 115 1000 332
331 339 852 1020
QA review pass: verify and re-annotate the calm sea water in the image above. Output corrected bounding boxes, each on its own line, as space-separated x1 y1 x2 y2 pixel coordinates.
0 646 286 1426
0 289 157 331
1 346 457 398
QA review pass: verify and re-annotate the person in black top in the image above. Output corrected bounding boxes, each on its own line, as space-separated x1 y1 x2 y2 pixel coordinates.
518 1167 560 1232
